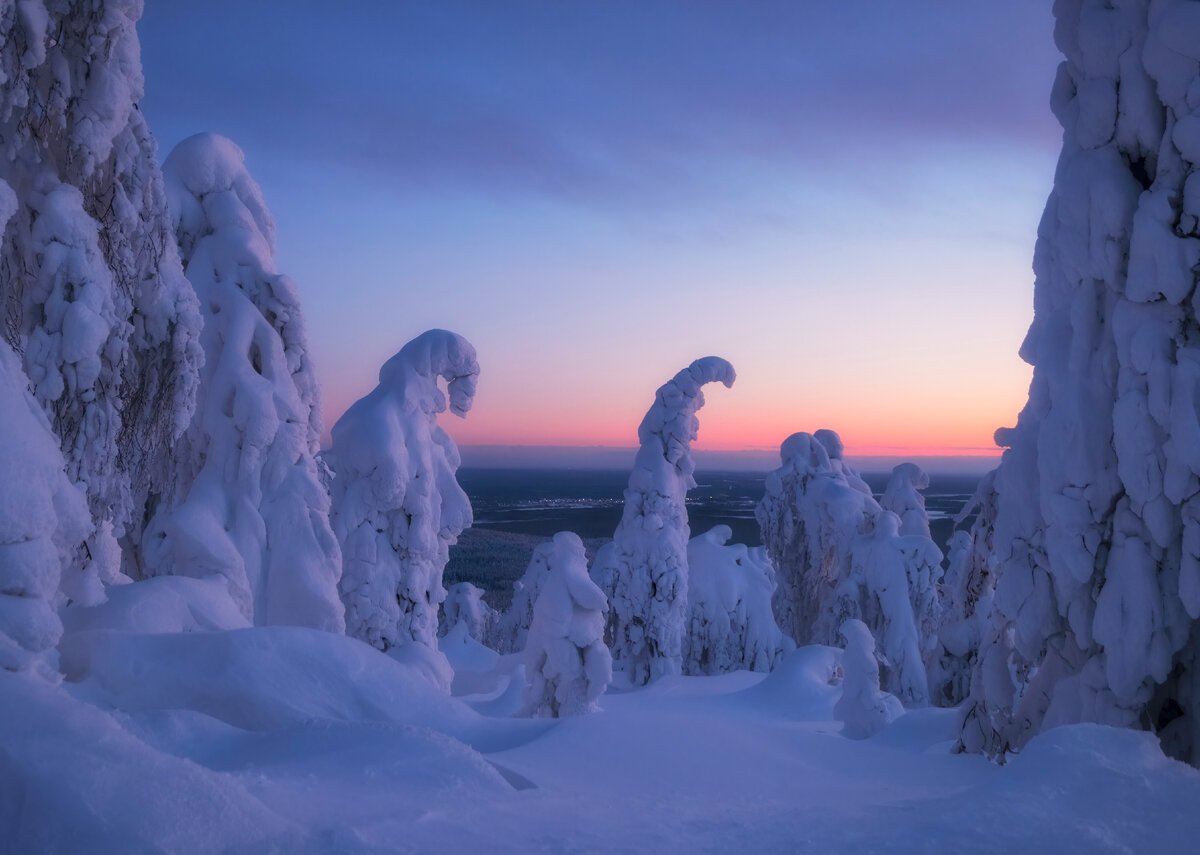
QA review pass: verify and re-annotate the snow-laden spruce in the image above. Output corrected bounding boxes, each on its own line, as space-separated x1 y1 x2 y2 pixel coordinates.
522 532 612 717
603 356 735 685
960 0 1200 766
440 582 497 643
141 134 343 632
929 471 999 706
838 511 940 706
331 330 479 665
834 619 902 740
683 525 790 675
881 463 934 539
0 334 91 677
755 431 876 647
493 540 555 654
0 0 203 599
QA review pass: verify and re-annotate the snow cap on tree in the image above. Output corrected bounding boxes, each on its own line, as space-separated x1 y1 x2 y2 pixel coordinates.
881 462 934 539
493 540 555 655
607 356 735 686
440 582 497 644
522 532 613 717
332 329 479 667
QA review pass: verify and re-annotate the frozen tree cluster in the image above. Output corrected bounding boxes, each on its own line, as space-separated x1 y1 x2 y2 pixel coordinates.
602 356 735 685
683 525 789 675
758 433 943 705
0 0 203 599
141 134 343 632
522 532 612 717
331 330 479 662
959 0 1200 766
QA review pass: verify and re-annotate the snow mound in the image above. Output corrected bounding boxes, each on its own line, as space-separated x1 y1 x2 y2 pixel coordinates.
61 574 250 637
724 644 843 721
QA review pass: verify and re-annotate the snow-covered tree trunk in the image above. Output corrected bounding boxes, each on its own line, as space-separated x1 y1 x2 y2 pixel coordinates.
683 525 789 675
140 134 343 632
492 540 554 654
331 330 478 662
606 356 735 686
960 0 1200 766
0 333 91 678
755 430 876 647
522 532 612 717
0 0 203 600
930 470 999 707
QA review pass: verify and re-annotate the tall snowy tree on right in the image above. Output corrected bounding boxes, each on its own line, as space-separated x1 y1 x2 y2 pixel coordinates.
959 0 1200 766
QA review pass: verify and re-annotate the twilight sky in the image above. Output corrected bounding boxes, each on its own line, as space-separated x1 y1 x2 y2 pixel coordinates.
137 1 1061 463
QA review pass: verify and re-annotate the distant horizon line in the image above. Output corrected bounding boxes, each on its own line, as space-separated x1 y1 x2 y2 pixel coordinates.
456 444 1001 474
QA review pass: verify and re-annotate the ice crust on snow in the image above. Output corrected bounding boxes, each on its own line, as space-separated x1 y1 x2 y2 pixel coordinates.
141 133 343 633
521 532 613 717
602 356 735 685
331 330 479 675
960 0 1200 765
683 524 790 675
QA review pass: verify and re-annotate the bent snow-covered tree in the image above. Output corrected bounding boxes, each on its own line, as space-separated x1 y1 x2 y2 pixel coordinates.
0 1 203 600
141 134 343 632
835 619 902 740
331 330 479 659
960 0 1200 766
881 463 934 540
604 356 735 685
522 532 613 717
440 582 497 643
684 525 789 675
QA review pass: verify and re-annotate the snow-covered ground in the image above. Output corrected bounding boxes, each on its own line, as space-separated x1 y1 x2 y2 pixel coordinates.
5 628 1197 854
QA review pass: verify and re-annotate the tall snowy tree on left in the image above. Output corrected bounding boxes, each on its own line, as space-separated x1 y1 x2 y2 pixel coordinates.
141 133 344 632
0 0 203 603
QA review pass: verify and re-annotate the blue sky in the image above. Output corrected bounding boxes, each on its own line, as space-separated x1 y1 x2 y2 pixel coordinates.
137 1 1062 461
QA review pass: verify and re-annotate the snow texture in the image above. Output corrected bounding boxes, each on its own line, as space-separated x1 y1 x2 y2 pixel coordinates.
331 329 478 663
0 337 90 676
440 582 497 643
604 356 735 685
139 134 343 633
960 0 1200 766
683 525 790 675
834 619 903 739
521 532 612 717
492 540 554 654
0 0 203 596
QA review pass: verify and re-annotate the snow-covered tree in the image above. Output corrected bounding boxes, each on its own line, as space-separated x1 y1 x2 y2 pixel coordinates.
960 0 1200 766
834 619 902 739
605 356 735 686
492 540 554 654
0 1 203 597
881 462 934 539
139 134 343 632
837 511 940 706
440 582 497 643
683 525 789 675
756 431 876 647
331 330 479 660
522 532 612 717
929 471 999 706
0 335 91 677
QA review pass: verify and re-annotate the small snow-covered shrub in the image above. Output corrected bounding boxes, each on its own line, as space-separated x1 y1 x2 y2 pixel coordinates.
607 356 735 686
683 525 789 675
880 462 934 539
331 330 479 660
522 532 612 717
834 619 902 739
492 541 555 654
441 582 498 643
